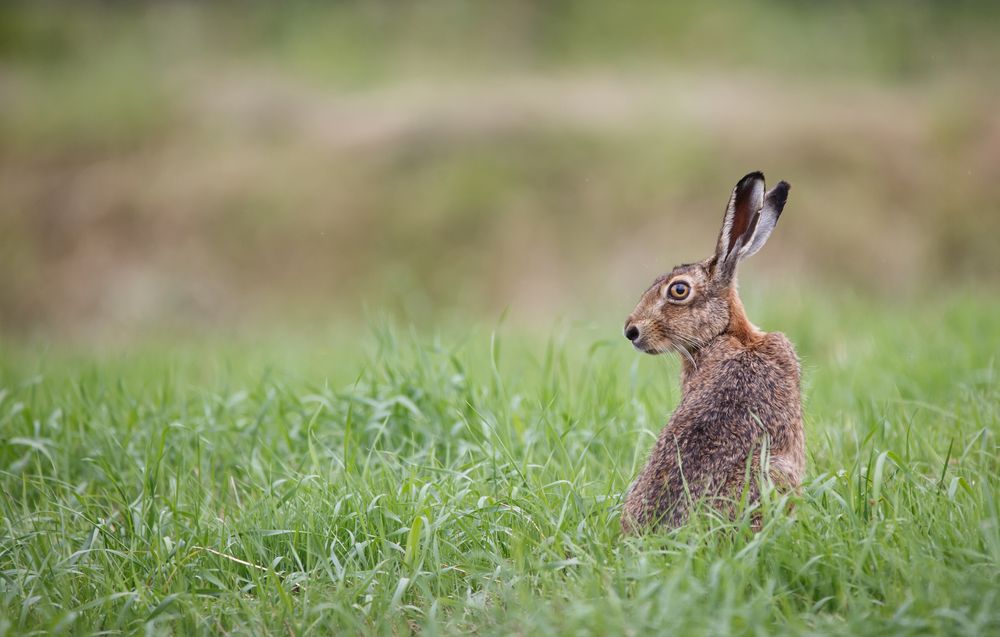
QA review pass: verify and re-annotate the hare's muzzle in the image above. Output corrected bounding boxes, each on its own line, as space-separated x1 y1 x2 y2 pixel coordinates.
624 322 640 342
624 319 659 354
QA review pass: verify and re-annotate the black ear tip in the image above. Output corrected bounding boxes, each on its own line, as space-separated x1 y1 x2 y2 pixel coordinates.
739 171 765 186
767 180 791 210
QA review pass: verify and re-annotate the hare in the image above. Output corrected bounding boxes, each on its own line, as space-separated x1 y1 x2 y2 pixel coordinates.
621 171 804 534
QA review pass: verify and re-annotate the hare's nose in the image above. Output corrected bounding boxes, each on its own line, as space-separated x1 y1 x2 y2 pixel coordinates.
625 323 640 342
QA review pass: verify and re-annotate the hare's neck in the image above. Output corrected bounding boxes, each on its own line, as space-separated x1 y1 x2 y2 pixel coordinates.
678 288 764 387
678 339 714 380
724 286 764 346
679 350 702 387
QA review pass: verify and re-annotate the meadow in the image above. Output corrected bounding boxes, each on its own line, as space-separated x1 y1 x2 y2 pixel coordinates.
2 292 998 635
2 2 1000 634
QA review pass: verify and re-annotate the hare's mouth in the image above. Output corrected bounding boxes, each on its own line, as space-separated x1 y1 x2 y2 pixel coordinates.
631 338 662 355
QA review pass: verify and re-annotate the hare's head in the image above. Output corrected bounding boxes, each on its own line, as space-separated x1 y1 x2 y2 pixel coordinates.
624 172 789 355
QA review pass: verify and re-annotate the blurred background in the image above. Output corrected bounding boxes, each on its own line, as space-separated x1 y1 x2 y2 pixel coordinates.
1 0 999 342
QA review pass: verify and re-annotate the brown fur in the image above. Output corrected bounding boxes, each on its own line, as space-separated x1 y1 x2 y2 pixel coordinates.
621 172 804 534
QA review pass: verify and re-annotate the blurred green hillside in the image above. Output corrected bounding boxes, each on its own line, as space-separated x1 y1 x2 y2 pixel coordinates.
1 1 999 338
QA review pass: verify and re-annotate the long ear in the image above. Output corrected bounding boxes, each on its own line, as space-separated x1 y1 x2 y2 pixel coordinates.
738 180 790 260
714 171 765 281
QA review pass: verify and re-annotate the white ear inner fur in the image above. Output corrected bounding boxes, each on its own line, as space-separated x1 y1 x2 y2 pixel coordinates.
739 188 784 261
720 177 765 263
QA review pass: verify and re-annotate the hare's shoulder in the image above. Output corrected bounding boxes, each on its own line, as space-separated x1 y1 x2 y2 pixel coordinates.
679 332 798 417
692 331 798 384
753 331 800 381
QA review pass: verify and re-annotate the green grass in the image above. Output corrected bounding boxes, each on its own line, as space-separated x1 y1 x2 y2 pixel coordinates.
1 293 998 635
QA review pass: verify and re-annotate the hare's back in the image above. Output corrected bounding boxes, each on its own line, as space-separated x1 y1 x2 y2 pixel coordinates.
749 332 802 445
680 332 801 447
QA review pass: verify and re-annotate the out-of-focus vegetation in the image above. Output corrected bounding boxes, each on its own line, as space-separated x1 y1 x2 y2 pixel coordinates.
2 4 999 635
1 0 998 338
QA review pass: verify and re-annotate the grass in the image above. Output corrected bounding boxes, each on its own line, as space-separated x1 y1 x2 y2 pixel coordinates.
2 3 998 633
1 292 998 635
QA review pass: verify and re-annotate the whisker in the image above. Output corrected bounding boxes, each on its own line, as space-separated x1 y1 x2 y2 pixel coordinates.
677 345 697 370
660 339 697 370
670 335 700 371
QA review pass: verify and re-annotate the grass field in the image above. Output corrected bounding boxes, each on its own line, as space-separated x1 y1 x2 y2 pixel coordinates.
2 292 998 635
2 2 999 635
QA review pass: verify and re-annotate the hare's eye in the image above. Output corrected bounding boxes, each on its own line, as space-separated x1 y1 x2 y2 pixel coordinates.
667 281 690 300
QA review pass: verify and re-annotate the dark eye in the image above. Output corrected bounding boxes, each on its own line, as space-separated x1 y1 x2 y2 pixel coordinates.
667 281 690 300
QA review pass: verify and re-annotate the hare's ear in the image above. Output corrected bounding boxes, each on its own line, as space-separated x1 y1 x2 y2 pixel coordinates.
713 172 765 281
738 180 790 261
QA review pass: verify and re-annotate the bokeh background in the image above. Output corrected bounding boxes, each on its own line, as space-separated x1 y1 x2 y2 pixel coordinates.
2 0 999 341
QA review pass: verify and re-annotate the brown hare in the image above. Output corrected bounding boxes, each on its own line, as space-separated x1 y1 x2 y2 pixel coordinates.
621 171 804 534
